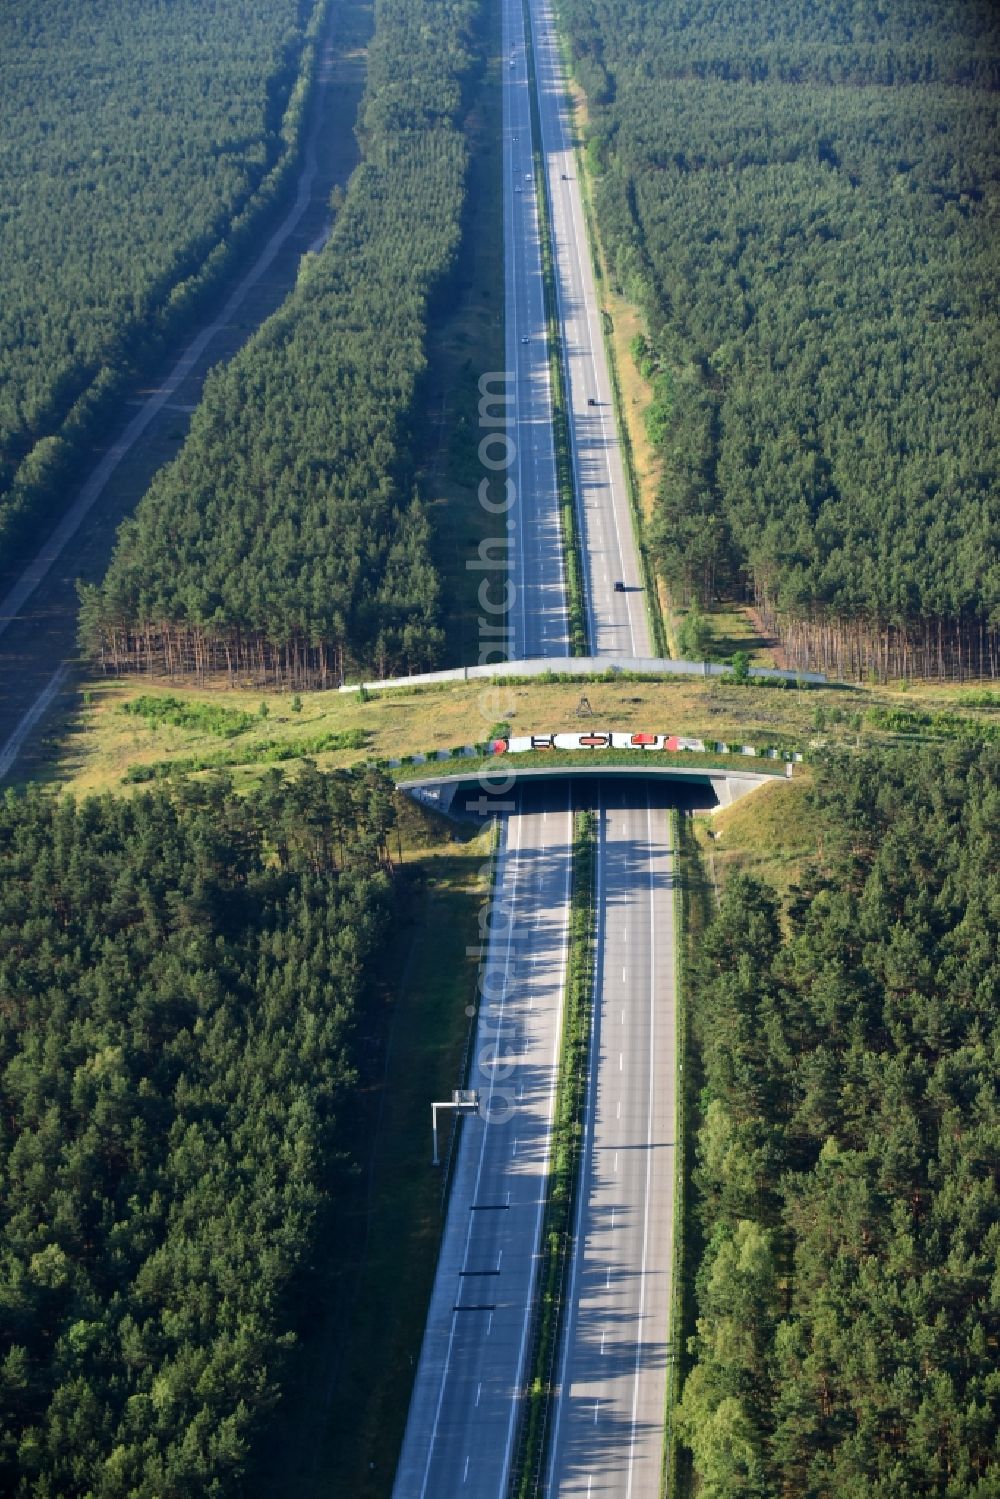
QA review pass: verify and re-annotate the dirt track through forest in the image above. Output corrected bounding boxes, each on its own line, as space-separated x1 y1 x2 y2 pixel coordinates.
0 0 372 783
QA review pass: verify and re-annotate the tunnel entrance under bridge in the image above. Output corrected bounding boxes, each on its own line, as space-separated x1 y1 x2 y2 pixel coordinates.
397 764 778 825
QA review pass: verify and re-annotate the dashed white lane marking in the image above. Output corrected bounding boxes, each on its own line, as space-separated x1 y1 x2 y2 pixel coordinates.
594 1400 600 1424
512 1137 518 1158
619 1052 623 1071
601 1329 606 1355
463 1455 470 1483
614 1151 619 1173
617 1099 621 1119
476 1383 482 1408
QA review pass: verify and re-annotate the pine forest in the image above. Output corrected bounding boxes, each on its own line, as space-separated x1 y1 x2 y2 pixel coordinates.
0 0 325 566
680 744 1000 1495
559 0 1000 678
0 768 400 1495
80 0 485 687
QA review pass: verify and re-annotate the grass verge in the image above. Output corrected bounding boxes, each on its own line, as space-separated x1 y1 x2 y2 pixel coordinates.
693 770 818 906
670 778 826 1494
549 27 667 658
666 808 717 1497
521 0 588 654
250 812 493 1498
512 807 597 1497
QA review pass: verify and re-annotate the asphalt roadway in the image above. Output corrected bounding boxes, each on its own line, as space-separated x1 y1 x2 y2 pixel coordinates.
504 0 570 660
545 788 677 1498
528 0 651 659
392 786 575 1499
395 2 675 1494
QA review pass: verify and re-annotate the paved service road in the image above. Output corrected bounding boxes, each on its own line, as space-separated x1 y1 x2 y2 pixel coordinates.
504 0 569 660
546 787 677 1498
527 0 651 659
392 787 574 1499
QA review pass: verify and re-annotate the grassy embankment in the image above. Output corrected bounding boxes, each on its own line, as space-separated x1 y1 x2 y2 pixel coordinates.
15 673 999 799
251 798 494 1499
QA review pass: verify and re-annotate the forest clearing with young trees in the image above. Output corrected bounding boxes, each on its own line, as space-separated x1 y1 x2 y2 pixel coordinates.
78 0 485 688
0 0 325 568
0 767 401 1494
679 743 999 1496
560 0 1000 680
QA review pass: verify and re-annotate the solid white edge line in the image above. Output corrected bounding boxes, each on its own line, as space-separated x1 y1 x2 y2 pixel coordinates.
544 782 602 1492
498 781 574 1497
416 808 524 1499
530 0 644 657
625 791 656 1498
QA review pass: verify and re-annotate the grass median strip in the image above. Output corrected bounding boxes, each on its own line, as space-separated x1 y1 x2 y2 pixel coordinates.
512 807 596 1497
662 806 697 1495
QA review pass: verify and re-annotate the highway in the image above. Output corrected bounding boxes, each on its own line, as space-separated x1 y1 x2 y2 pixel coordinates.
393 29 578 1488
397 1 676 1495
546 789 676 1497
392 787 574 1499
504 0 569 660
390 32 578 1482
527 0 651 659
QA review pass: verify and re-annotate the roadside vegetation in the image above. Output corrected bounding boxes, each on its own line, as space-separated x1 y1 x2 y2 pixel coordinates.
676 744 1000 1495
0 0 327 567
79 0 487 688
251 806 492 1499
12 669 1000 799
558 0 1000 680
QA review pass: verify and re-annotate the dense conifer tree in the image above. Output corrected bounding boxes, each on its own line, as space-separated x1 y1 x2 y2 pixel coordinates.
0 769 399 1495
680 744 1000 1495
559 0 1000 678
